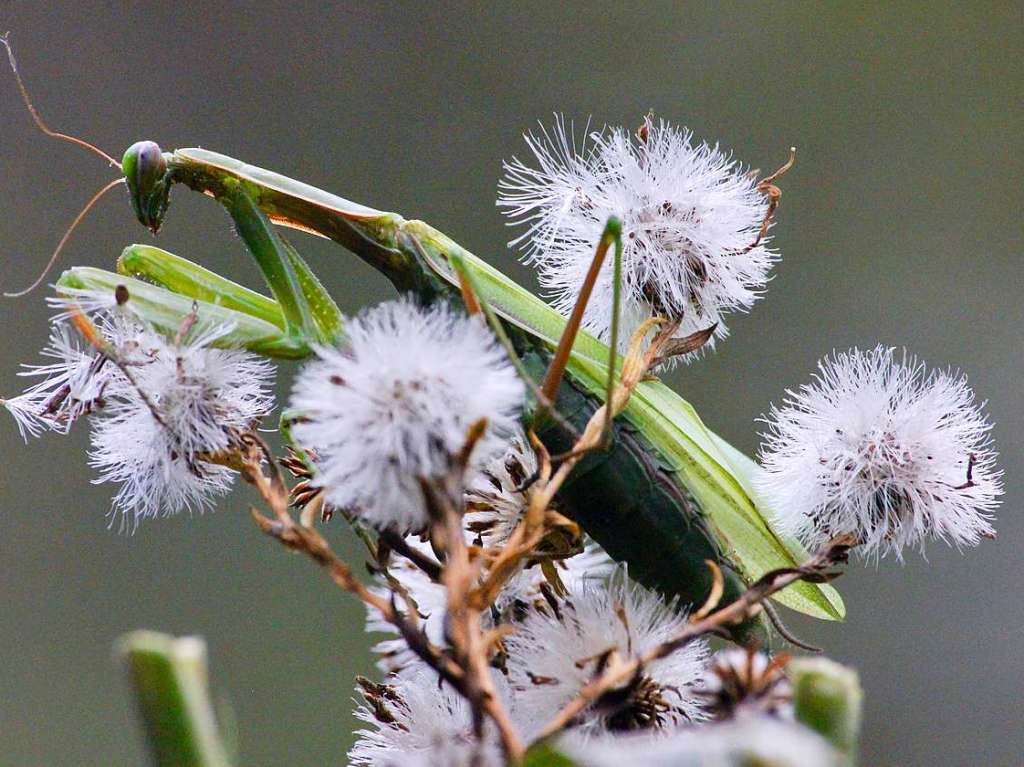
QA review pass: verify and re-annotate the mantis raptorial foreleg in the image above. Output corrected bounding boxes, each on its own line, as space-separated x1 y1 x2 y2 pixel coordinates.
55 265 297 354
57 195 345 360
118 244 285 328
218 184 342 347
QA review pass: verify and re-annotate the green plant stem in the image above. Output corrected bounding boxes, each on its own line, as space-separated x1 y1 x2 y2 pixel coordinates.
117 631 233 767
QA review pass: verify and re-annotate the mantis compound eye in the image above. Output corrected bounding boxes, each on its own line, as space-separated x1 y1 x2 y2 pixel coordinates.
122 140 170 234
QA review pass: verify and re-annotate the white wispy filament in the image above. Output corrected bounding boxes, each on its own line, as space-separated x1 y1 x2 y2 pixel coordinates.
88 322 275 527
350 672 505 766
289 298 525 531
499 116 777 353
2 316 133 438
504 573 709 740
758 346 1001 558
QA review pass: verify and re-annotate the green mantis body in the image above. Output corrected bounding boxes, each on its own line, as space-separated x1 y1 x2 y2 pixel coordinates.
63 144 844 641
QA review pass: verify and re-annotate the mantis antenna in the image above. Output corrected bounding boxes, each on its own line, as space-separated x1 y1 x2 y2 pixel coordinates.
1 33 121 168
1 33 128 297
3 177 126 298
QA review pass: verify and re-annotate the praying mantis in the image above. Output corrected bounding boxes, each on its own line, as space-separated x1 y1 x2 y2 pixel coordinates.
4 39 843 643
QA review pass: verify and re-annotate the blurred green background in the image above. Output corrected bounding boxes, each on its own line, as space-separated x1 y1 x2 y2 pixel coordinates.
0 2 1020 764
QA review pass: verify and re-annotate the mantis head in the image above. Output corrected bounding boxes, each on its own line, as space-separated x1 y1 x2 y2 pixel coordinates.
122 141 170 234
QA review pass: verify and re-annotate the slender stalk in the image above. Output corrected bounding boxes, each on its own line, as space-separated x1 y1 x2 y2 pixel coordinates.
117 631 233 767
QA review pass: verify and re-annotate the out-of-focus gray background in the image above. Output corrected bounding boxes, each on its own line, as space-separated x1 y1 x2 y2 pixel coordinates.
0 3 1019 764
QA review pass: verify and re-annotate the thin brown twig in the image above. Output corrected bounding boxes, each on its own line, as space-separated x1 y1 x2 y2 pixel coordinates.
240 434 467 682
378 528 444 582
744 147 795 253
246 426 526 762
420 446 526 760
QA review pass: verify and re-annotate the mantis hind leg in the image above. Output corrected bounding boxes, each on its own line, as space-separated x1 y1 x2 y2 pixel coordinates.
529 218 623 455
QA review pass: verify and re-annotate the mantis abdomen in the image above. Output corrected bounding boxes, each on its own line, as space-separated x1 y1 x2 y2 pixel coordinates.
519 348 764 642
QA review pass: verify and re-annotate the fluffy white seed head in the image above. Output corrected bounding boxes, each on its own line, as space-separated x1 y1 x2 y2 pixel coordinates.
504 572 709 740
561 714 841 767
758 346 1001 559
88 320 274 528
350 672 505 767
290 299 525 531
499 116 777 354
2 315 137 439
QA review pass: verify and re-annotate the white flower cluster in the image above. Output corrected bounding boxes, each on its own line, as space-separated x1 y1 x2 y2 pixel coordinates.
499 116 777 352
290 298 525 531
352 471 717 763
350 460 811 765
758 347 1001 558
317 399 719 762
3 301 274 528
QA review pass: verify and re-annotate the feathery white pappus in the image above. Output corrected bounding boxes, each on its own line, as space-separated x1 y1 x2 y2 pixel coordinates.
498 116 777 355
2 315 135 439
88 321 275 527
349 671 505 767
504 572 709 741
757 346 1001 559
289 298 525 531
561 713 841 767
4 297 275 527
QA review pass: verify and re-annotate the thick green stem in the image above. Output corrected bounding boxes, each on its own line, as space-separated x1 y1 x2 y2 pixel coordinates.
117 631 233 767
790 657 863 761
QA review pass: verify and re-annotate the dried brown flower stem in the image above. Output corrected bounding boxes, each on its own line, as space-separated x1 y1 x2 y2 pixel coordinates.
744 147 795 253
241 435 466 684
244 429 526 762
419 427 527 761
534 536 854 742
